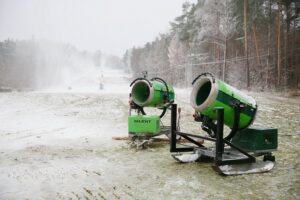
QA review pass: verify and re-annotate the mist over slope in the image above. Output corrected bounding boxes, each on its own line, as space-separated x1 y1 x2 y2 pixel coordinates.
0 39 127 91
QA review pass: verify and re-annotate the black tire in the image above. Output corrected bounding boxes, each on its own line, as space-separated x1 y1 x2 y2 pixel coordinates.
263 154 275 162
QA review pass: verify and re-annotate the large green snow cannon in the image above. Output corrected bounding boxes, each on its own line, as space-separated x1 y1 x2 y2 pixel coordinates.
190 73 257 129
170 73 277 176
131 78 175 108
128 77 175 141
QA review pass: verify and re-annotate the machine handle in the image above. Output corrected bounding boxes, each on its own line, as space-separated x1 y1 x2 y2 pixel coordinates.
150 77 171 118
224 101 244 140
129 78 152 87
191 73 215 85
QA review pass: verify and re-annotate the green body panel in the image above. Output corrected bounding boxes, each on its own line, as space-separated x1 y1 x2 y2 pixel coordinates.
217 80 255 107
231 127 278 151
201 100 252 129
147 81 175 107
128 115 160 135
200 80 256 129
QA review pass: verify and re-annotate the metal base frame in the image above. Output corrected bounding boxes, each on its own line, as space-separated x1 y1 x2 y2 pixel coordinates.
170 104 259 167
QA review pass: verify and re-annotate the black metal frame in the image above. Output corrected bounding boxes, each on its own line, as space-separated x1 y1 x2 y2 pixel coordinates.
170 104 256 166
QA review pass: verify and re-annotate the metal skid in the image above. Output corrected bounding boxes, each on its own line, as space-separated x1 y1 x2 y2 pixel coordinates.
170 104 275 175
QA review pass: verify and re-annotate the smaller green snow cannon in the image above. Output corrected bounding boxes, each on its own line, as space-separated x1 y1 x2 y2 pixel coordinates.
170 73 277 176
128 76 175 146
131 78 174 108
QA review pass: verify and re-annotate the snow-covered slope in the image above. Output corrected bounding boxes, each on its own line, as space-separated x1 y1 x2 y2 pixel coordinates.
0 69 299 199
40 66 131 94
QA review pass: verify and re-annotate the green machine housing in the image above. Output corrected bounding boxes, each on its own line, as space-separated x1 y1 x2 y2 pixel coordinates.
191 77 257 129
128 78 175 137
231 126 278 152
131 79 175 108
170 73 278 175
128 115 161 135
190 74 278 152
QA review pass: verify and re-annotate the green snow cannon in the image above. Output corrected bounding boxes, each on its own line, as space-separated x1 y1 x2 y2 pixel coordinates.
190 73 257 130
128 77 175 139
130 78 175 108
170 73 277 175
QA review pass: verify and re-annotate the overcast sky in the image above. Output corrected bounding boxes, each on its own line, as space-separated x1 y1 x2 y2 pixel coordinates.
0 0 195 56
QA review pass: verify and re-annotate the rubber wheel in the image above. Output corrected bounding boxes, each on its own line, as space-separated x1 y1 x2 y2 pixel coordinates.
263 154 275 162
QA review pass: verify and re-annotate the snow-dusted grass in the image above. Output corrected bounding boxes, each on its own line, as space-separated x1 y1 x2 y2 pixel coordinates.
0 71 299 199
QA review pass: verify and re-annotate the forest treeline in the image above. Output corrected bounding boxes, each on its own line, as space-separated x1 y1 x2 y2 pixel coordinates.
0 39 124 90
123 0 300 91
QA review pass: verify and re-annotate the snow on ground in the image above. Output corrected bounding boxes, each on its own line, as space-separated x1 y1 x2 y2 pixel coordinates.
0 68 299 199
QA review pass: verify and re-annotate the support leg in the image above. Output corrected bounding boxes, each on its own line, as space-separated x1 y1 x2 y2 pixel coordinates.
215 108 224 165
170 104 177 152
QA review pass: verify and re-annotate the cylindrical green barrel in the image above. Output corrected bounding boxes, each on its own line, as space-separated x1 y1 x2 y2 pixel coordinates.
190 76 257 129
131 80 175 108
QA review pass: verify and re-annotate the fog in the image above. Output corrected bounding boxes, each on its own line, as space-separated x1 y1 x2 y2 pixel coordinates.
0 0 194 56
0 0 195 90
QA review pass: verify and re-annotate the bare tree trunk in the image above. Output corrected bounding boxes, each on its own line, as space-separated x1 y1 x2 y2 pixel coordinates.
293 18 297 88
266 0 272 87
277 0 282 87
293 19 296 68
223 37 227 81
252 20 261 66
284 2 291 89
222 0 228 82
216 5 222 79
244 0 250 89
284 24 289 88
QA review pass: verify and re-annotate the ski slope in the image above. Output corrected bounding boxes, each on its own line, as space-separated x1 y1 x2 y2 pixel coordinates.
0 67 299 199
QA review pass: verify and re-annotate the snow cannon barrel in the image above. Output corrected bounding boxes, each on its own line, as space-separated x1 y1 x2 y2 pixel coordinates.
190 73 257 129
130 78 175 108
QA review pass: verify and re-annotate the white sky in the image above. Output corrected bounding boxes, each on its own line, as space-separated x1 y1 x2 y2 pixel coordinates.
0 0 195 56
